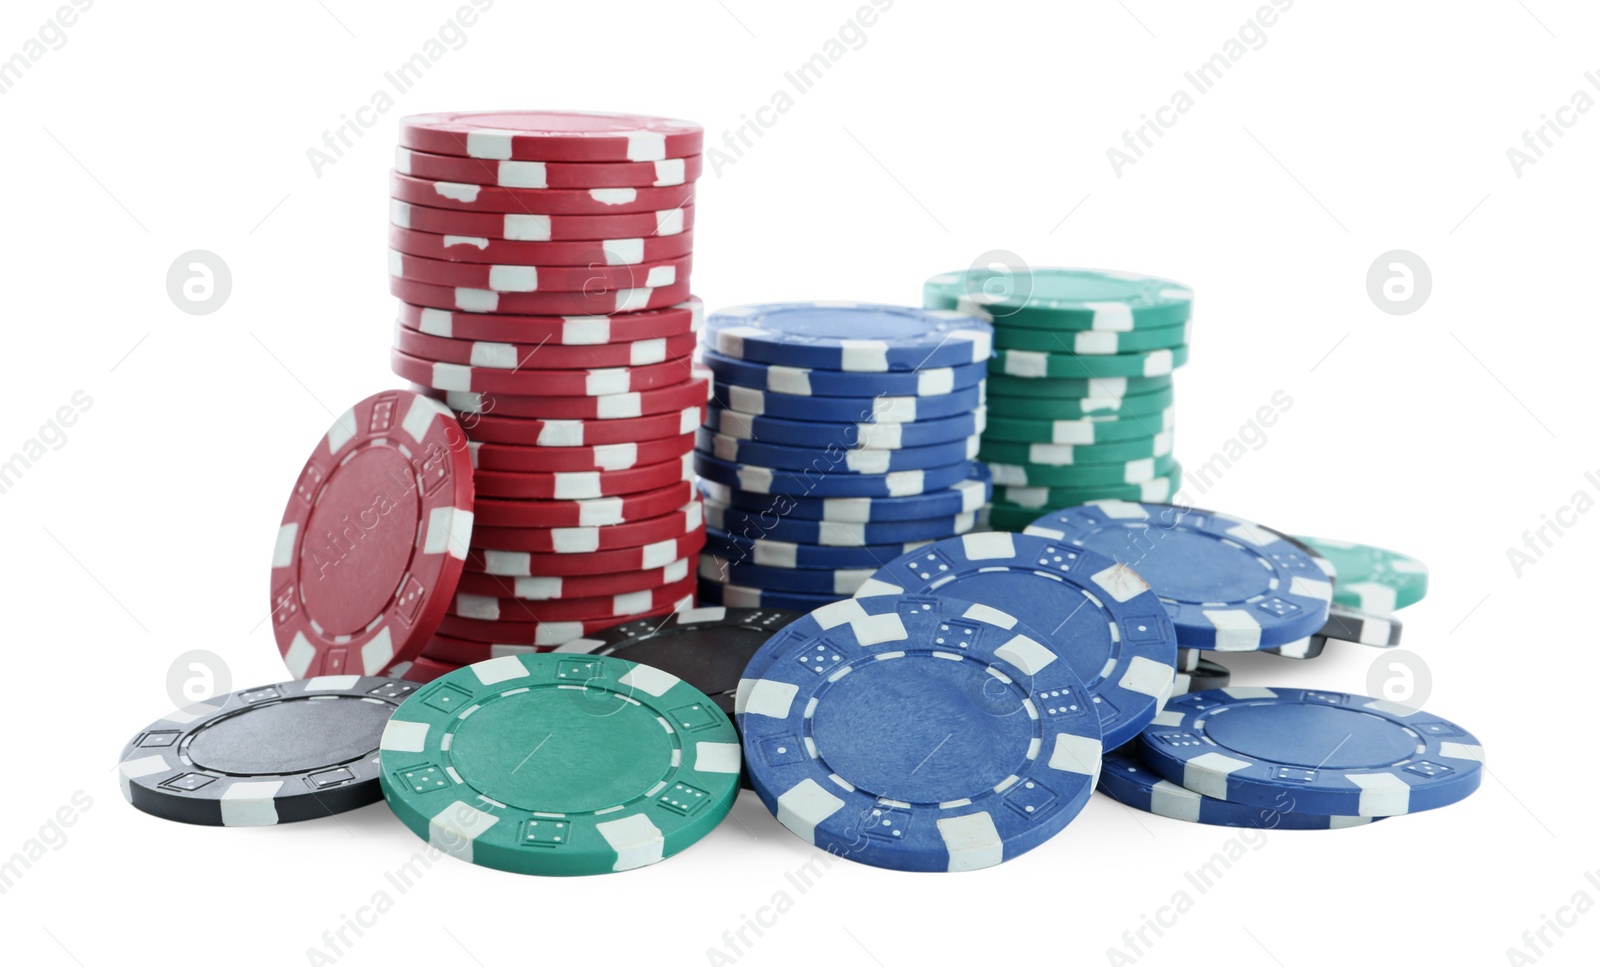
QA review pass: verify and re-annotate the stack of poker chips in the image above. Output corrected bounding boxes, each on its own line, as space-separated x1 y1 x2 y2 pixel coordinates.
922 267 1190 531
692 302 995 612
384 110 709 679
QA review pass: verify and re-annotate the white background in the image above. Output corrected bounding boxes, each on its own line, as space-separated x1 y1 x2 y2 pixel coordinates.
1 1 1594 964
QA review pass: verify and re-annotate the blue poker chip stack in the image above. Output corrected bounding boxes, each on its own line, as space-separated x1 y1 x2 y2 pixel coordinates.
693 302 995 611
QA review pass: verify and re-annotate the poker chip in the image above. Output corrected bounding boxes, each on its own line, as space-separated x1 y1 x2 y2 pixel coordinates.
1261 634 1329 660
449 574 698 623
699 555 874 596
398 326 697 372
925 266 1193 330
986 384 1174 420
713 379 985 424
436 599 692 646
390 171 696 215
696 577 840 612
390 277 693 316
433 371 711 419
467 433 694 472
853 532 1179 749
987 453 1178 488
389 226 697 267
1137 688 1485 817
392 199 693 241
694 451 975 498
1022 501 1332 651
737 595 1101 871
470 502 702 553
118 676 417 826
990 344 1190 380
454 556 692 601
705 525 927 570
378 652 738 876
983 408 1175 445
704 498 978 547
978 431 1173 467
1172 658 1231 697
704 404 986 450
992 320 1189 354
699 463 992 522
396 146 704 188
390 251 692 295
984 469 1186 531
399 111 705 162
456 407 703 448
1096 744 1379 830
472 481 694 528
393 349 694 397
271 391 474 679
698 428 980 473
704 302 993 372
1294 536 1430 612
467 529 707 576
1316 603 1404 648
702 348 987 398
984 373 1172 399
399 297 702 343
470 451 693 500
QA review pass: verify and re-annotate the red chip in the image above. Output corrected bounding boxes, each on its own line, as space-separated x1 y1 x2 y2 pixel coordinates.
433 596 693 647
389 226 696 267
418 370 710 420
399 111 703 163
466 434 693 474
270 390 474 678
391 171 695 215
466 528 707 577
472 480 694 528
456 406 703 448
394 326 697 372
468 501 701 553
391 348 696 397
469 451 692 500
453 556 692 600
395 148 703 189
445 574 698 623
397 295 702 343
391 199 694 241
389 277 692 317
390 251 691 295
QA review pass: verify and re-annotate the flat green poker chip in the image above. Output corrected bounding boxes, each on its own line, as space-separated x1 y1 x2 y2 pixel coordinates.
1294 536 1430 612
924 267 1193 331
379 653 740 877
990 343 1189 380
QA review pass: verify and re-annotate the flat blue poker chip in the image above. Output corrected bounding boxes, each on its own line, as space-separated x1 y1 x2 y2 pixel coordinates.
704 497 978 546
704 404 987 450
853 532 1178 749
693 451 976 499
1137 688 1485 817
698 555 875 595
697 577 840 613
701 348 988 398
1097 744 1381 830
713 379 985 424
696 428 979 474
699 463 992 522
705 526 930 570
1023 501 1333 651
705 302 994 373
737 594 1101 872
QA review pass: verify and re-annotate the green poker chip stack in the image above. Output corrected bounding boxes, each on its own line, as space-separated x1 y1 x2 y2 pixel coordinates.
923 267 1192 529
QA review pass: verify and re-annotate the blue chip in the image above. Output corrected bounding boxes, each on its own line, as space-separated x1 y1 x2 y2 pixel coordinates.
697 577 840 613
854 532 1178 749
704 496 978 546
702 349 988 398
693 451 976 499
705 302 994 373
1137 688 1485 817
698 555 875 595
1023 501 1333 651
1097 744 1381 830
705 526 929 570
736 594 1101 872
705 404 986 450
696 428 979 474
713 379 985 424
699 463 992 522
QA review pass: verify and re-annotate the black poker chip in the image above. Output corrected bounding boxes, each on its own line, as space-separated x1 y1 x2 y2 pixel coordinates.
1173 657 1230 696
118 676 417 826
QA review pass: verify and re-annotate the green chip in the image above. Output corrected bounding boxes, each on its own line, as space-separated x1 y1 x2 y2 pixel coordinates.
379 653 740 877
978 429 1171 467
984 407 1173 445
991 321 1188 354
990 344 1189 380
923 267 1193 331
984 385 1174 420
986 373 1173 399
983 469 1185 530
986 453 1177 488
1294 536 1429 612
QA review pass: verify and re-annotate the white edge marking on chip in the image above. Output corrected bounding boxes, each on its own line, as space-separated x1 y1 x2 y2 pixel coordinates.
960 530 1016 560
430 181 481 203
852 613 909 646
936 812 1004 872
1220 686 1278 699
1048 733 1102 776
995 634 1057 676
497 160 547 188
431 801 498 863
1091 563 1151 603
744 679 799 719
695 741 742 775
1150 710 1185 727
810 598 872 628
283 633 315 679
1204 610 1262 651
603 238 644 265
852 577 903 598
1346 773 1411 816
119 756 170 801
918 368 956 395
1121 656 1175 700
1290 574 1335 603
775 778 845 845
1184 752 1250 800
1149 779 1204 821
326 406 359 453
220 781 285 826
272 522 299 569
838 340 890 372
381 718 430 753
1440 741 1485 764
597 812 666 871
306 675 360 692
359 627 396 676
618 663 681 697
472 655 531 685
654 158 685 185
965 602 1017 629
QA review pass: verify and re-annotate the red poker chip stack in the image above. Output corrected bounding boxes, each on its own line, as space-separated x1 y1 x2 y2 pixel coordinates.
387 111 710 681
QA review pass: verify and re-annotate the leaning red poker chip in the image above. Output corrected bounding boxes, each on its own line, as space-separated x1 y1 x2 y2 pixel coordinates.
434 598 693 647
456 405 703 448
447 574 698 623
391 199 693 241
395 654 460 683
389 277 693 316
399 111 704 163
466 528 707 577
469 501 702 554
396 147 704 189
390 171 695 215
453 555 692 600
271 390 473 678
472 480 694 528
391 348 696 397
418 370 711 420
397 296 703 343
469 451 693 500
390 250 691 294
467 434 694 473
388 227 697 267
394 326 697 372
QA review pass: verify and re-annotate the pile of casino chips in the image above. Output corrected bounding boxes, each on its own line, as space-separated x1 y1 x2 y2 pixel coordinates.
692 302 995 610
382 111 712 678
922 267 1190 531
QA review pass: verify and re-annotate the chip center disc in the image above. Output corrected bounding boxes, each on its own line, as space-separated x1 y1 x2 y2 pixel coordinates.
810 655 1031 803
1204 704 1417 769
449 688 672 813
1078 528 1271 605
301 446 421 635
764 305 926 340
186 697 393 775
927 570 1113 687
